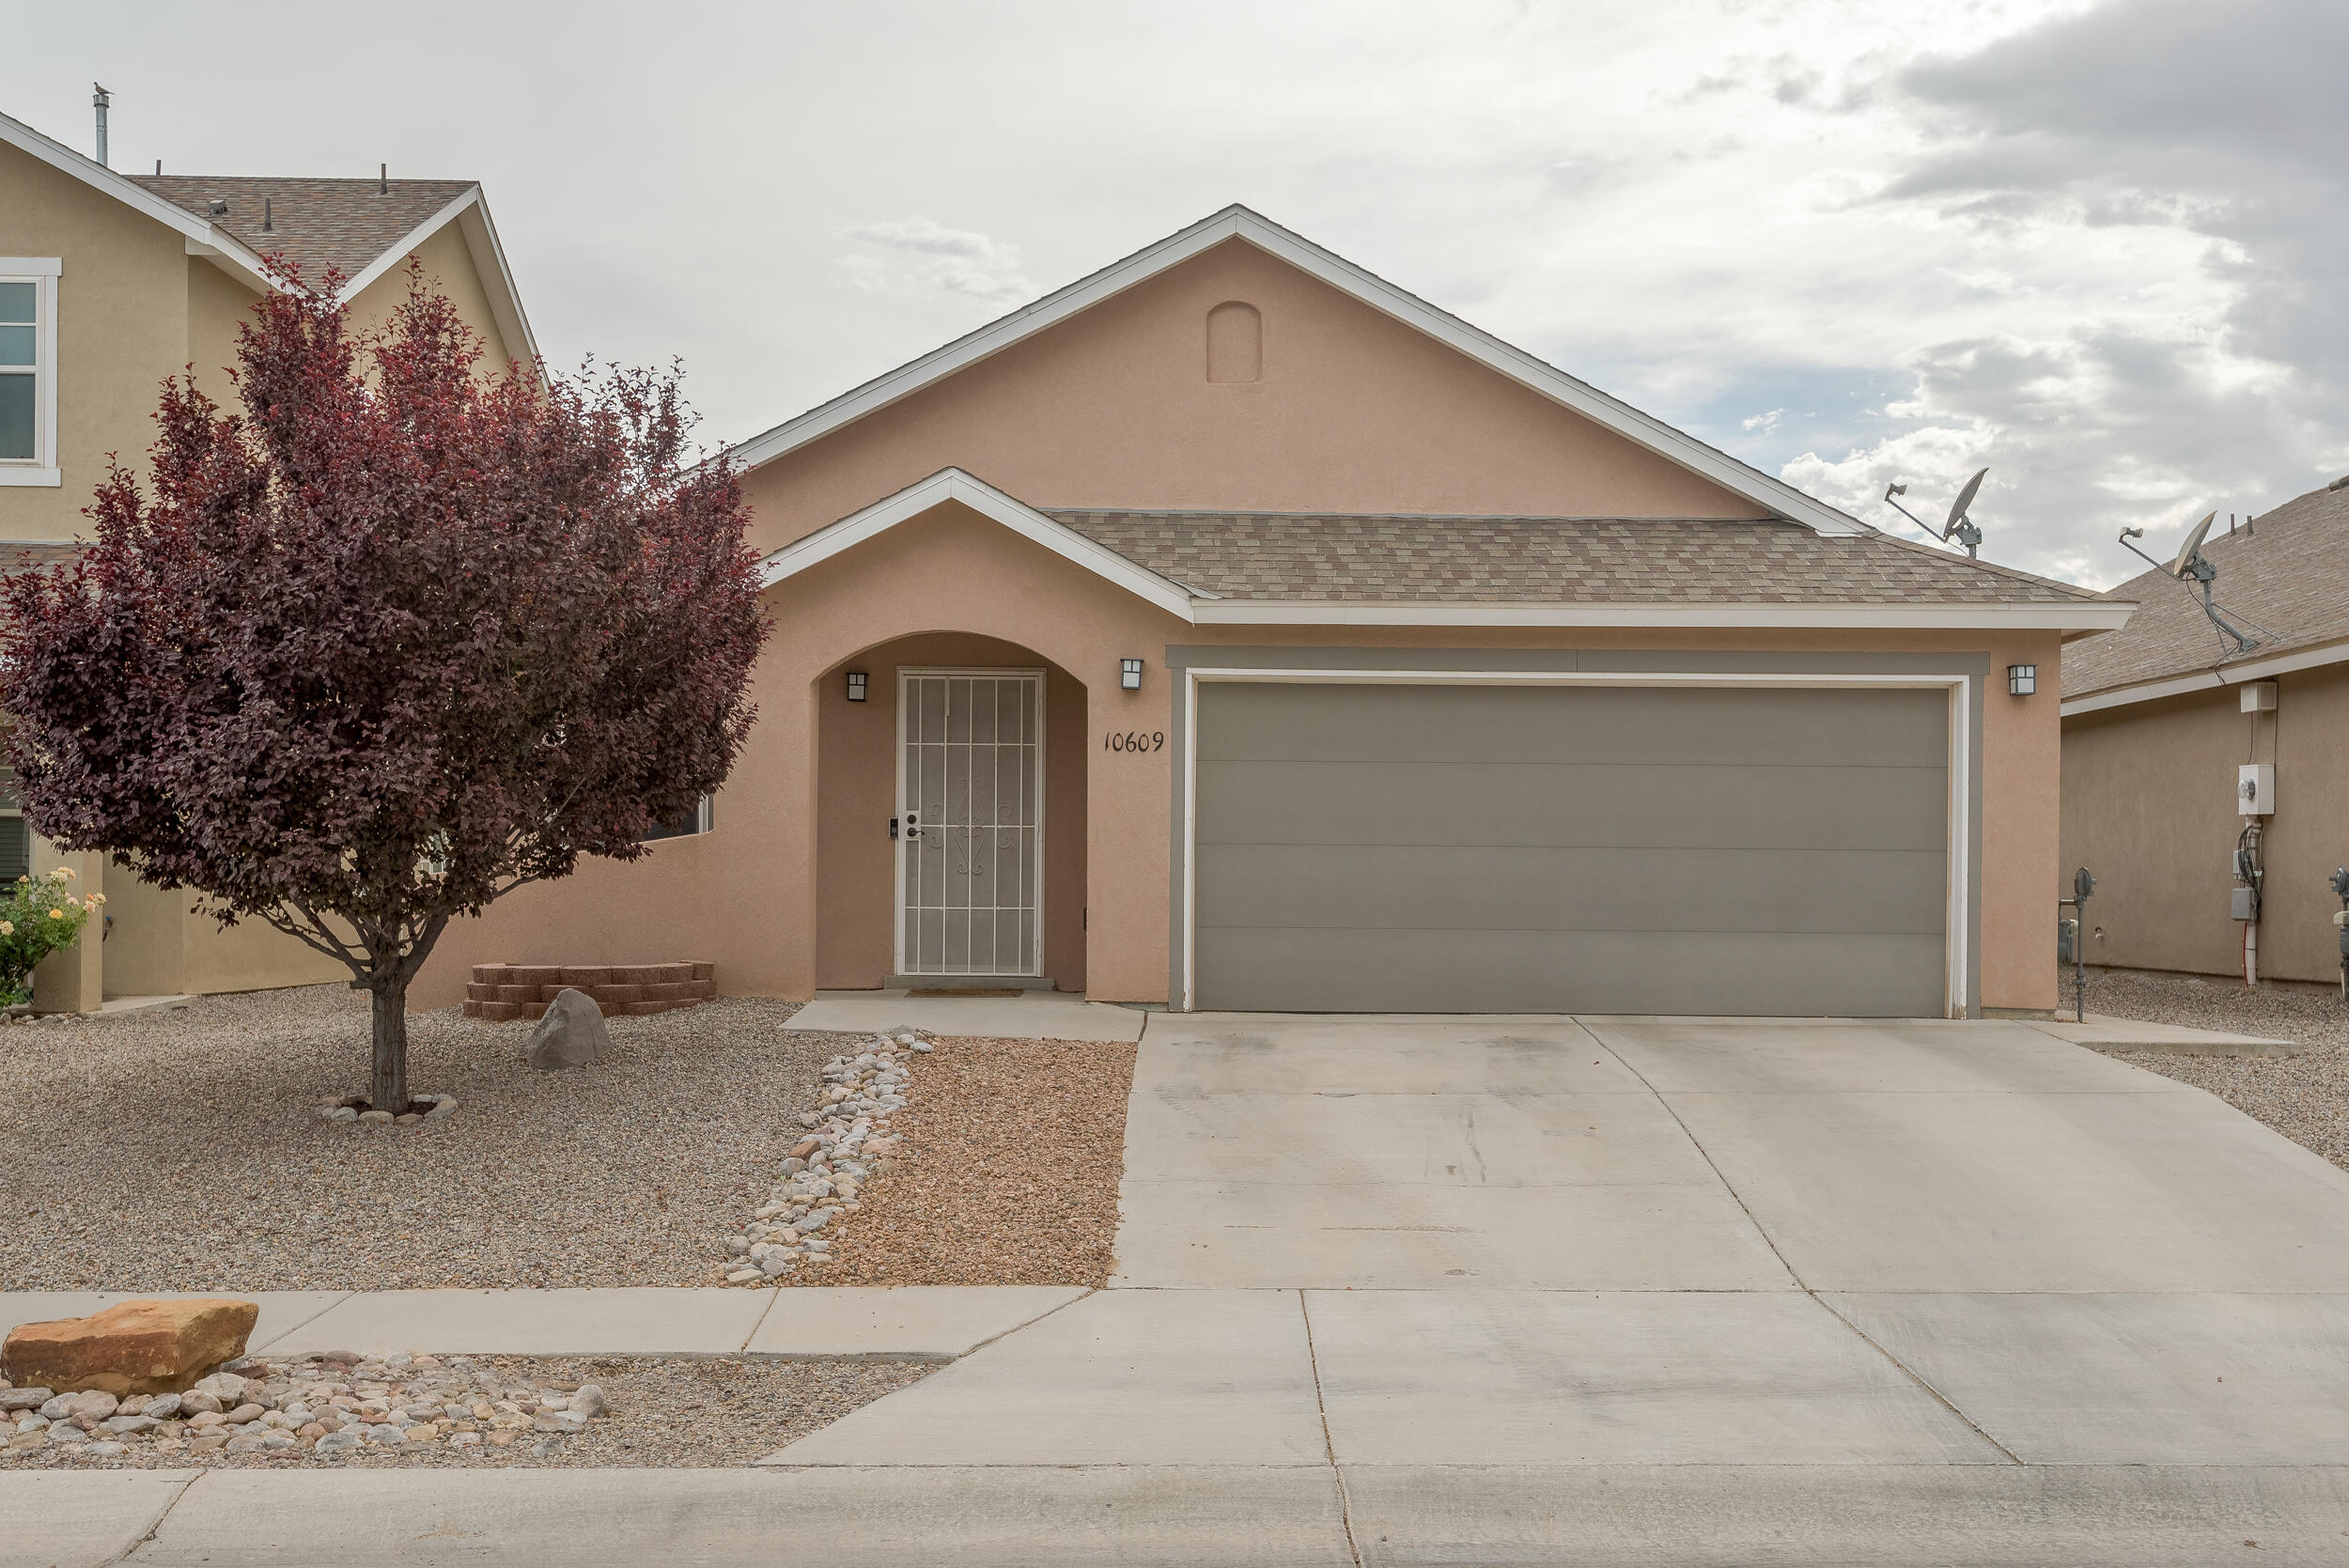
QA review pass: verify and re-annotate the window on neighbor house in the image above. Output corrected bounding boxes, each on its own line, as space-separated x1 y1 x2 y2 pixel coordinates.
0 265 59 478
0 768 28 884
642 796 713 843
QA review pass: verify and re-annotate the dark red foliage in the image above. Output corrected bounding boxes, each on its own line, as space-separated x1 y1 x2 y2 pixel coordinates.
0 264 768 1108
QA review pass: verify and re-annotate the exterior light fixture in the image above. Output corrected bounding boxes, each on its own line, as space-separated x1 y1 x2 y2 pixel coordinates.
1121 658 1144 691
846 670 868 703
2008 663 2037 697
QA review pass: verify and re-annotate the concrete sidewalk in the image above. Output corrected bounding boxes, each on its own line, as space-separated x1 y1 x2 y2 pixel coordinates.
783 989 1147 1042
2031 1011 2304 1057
0 1286 1087 1361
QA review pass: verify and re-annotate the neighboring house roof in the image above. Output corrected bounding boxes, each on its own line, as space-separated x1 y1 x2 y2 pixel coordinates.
732 206 1871 536
129 175 474 288
2061 476 2349 715
762 468 2133 633
0 540 85 570
0 107 537 364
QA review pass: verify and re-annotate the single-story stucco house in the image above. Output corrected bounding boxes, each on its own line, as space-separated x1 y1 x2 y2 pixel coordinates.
414 206 2129 1019
2062 475 2349 986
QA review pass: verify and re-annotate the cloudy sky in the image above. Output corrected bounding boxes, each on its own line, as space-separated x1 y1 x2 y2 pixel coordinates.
9 0 2342 586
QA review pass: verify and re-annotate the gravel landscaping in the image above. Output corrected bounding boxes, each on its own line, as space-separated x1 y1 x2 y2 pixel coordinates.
0 986 866 1290
0 1349 929 1468
786 1032 1138 1288
2087 967 2349 1175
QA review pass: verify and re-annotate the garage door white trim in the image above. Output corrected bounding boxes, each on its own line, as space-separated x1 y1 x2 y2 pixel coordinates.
1178 668 1972 1017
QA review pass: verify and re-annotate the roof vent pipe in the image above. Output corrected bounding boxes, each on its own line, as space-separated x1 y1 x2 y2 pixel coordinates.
378 162 388 195
92 84 111 168
262 196 272 233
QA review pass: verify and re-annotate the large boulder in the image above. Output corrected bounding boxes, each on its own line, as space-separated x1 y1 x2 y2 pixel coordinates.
1 1297 257 1396
526 986 612 1070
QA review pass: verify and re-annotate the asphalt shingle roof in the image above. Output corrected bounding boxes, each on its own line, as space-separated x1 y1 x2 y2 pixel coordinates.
127 175 476 287
2062 477 2349 699
1050 511 2095 605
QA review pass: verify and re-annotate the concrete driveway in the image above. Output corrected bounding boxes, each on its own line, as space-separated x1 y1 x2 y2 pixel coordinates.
756 1014 2349 1560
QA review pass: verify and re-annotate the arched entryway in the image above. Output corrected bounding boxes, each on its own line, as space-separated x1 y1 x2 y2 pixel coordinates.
815 632 1089 992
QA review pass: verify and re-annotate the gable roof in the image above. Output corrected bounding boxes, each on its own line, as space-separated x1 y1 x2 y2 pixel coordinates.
763 468 2133 632
0 107 537 364
731 205 1869 536
2062 476 2349 714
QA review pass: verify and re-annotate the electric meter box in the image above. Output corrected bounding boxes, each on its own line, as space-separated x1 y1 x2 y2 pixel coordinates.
2238 763 2275 816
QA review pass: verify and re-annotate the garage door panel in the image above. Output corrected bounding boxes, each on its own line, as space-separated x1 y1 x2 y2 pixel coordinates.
1197 759 1948 852
1194 926 1949 1017
1199 682 1948 768
1194 844 1947 936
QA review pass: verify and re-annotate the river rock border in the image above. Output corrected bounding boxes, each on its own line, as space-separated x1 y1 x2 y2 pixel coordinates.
722 1028 930 1284
3 1351 606 1460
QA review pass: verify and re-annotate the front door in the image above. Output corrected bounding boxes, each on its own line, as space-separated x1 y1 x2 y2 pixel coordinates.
896 669 1046 977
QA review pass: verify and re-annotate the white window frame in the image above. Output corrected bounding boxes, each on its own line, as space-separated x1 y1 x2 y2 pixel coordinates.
0 258 61 487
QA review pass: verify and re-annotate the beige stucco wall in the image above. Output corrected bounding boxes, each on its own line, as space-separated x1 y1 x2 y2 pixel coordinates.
738 238 1771 556
0 143 190 539
2061 663 2349 984
340 222 515 375
409 497 2065 1016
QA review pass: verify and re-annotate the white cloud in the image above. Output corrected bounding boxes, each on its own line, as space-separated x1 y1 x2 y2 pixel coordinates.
836 216 1035 306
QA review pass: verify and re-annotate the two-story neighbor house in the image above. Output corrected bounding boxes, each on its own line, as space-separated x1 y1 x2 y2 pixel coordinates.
412 206 2132 1020
1 103 536 1008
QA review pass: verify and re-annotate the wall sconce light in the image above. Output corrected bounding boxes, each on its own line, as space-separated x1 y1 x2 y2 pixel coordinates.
846 670 868 703
2008 663 2036 697
1120 658 1143 691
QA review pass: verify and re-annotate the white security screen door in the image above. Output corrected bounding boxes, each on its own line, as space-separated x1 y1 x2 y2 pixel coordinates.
897 670 1046 976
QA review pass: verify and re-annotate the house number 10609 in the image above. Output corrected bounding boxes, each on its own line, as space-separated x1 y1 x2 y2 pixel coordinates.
1104 731 1165 752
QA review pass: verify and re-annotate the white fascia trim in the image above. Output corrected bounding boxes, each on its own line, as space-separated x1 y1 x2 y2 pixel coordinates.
452 197 541 366
726 205 1866 536
2061 637 2349 718
0 469 61 487
1190 599 2136 631
757 468 1197 620
0 110 277 291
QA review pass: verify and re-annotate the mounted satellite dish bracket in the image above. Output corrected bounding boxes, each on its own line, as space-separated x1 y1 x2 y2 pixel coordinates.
1881 468 1987 558
2119 514 2263 656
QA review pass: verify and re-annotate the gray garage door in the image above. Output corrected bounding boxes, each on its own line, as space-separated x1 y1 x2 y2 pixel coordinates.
1191 682 1950 1016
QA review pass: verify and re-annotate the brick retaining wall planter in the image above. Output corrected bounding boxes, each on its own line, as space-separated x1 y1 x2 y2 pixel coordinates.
462 963 717 1021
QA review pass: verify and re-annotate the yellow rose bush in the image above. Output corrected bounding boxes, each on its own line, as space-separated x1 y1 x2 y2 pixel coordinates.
0 868 96 1004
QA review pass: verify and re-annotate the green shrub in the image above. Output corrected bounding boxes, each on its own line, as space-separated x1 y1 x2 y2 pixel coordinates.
0 867 100 1006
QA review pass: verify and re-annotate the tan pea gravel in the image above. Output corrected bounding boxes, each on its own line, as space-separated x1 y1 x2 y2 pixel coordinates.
787 1033 1137 1288
0 1355 931 1469
2087 968 2349 1173
0 986 871 1290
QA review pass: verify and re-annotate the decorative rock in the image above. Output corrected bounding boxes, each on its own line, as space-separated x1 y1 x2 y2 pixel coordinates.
570 1384 608 1419
527 987 613 1070
102 1414 160 1435
424 1095 459 1119
0 1387 54 1412
222 1402 264 1425
315 1430 362 1453
2 1298 258 1397
179 1389 222 1415
319 1104 358 1123
358 1110 394 1124
223 1431 273 1452
65 1390 120 1421
365 1422 408 1446
140 1392 182 1420
86 1440 128 1457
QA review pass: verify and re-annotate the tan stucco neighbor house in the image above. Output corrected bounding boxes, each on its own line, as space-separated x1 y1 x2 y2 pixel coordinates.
0 104 536 1008
2061 476 2349 987
413 206 2125 1019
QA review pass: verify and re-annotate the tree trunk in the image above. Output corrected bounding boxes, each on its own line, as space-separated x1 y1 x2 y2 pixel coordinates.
369 979 410 1114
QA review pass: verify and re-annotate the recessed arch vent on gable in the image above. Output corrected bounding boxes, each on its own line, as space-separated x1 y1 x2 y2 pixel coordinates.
1205 300 1262 382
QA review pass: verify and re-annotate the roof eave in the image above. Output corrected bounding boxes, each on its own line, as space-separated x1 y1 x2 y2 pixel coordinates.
2061 633 2349 718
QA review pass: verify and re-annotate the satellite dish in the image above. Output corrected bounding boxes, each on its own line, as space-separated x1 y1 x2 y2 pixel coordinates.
2170 512 2216 577
1944 468 1988 538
